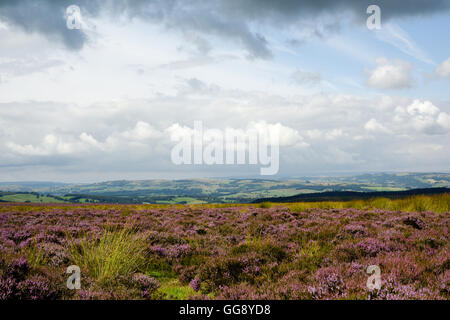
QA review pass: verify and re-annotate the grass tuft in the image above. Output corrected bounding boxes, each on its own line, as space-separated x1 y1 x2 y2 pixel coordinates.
69 228 146 282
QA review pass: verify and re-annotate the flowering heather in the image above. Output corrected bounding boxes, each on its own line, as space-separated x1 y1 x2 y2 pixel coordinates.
308 267 346 299
189 277 201 292
0 202 448 300
4 257 30 280
16 276 58 300
343 224 369 237
355 238 390 257
132 273 160 299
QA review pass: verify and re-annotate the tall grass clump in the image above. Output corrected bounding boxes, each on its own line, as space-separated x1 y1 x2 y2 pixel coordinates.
69 228 146 282
22 241 48 267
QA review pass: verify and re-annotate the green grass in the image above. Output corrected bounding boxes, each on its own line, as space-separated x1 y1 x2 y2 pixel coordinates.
22 241 48 267
258 202 272 209
0 193 67 203
173 197 207 204
295 240 331 273
158 279 196 299
286 194 450 213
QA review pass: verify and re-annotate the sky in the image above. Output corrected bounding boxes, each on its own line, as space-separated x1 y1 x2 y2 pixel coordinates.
0 0 449 182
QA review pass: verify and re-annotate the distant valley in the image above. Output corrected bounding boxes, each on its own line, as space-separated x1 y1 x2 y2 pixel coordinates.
0 172 449 204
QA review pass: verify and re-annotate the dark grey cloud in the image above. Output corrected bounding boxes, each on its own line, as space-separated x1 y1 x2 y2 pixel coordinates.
0 0 449 56
220 0 450 21
0 0 100 49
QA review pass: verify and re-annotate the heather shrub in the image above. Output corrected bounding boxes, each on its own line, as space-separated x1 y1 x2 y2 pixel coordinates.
189 277 201 292
0 257 61 300
0 277 17 300
77 289 112 300
403 216 425 229
199 257 243 291
437 270 449 297
308 267 346 299
199 254 262 291
334 243 360 262
4 257 30 280
343 224 369 237
371 276 437 300
177 265 197 284
1 200 448 300
132 273 160 299
231 241 288 263
216 283 271 300
5 230 32 245
355 238 390 257
273 270 310 299
38 243 69 266
16 276 59 300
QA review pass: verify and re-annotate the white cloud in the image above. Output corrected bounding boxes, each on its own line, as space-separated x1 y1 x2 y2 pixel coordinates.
436 57 450 78
305 128 346 140
364 118 391 134
437 112 450 130
375 23 435 65
366 57 413 90
394 100 449 135
167 124 194 142
6 124 165 157
6 134 89 156
122 121 163 141
167 121 307 148
247 121 307 147
406 99 439 116
1 88 449 180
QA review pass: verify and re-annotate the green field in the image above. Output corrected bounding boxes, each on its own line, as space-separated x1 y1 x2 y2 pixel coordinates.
0 193 66 203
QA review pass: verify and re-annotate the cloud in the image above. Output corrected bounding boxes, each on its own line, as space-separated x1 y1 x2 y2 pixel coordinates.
366 57 414 90
8 120 305 152
436 57 450 78
6 133 93 156
364 118 391 134
305 128 347 141
291 69 322 86
0 0 96 50
1 0 449 56
247 121 308 147
167 121 307 148
375 23 435 65
122 121 163 141
437 112 450 130
0 57 64 80
0 87 448 180
363 100 449 137
394 99 450 135
219 0 450 22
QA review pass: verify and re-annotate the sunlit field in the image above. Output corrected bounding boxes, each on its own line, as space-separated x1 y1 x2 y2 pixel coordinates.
0 194 448 300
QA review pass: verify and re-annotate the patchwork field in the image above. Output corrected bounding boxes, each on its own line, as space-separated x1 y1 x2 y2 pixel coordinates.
0 194 449 300
1 173 449 204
